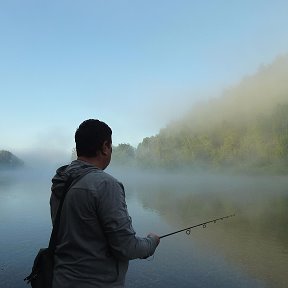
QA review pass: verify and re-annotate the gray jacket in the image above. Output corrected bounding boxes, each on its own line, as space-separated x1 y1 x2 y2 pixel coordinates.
50 160 158 288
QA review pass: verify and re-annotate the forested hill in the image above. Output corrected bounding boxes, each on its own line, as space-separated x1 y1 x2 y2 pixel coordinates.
0 150 24 169
135 55 288 173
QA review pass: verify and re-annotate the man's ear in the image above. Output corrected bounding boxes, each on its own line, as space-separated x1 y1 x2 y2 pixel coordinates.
102 141 111 156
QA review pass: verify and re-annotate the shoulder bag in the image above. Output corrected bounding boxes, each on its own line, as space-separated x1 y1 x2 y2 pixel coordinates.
24 173 88 288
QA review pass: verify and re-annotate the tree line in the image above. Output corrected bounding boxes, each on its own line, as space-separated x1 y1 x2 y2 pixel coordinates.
109 103 288 174
0 150 24 169
134 103 288 173
113 55 288 174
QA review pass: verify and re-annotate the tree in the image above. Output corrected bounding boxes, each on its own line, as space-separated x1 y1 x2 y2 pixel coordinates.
112 144 136 166
0 150 24 169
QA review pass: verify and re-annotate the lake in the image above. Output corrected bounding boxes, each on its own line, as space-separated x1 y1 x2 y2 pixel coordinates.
1 167 288 288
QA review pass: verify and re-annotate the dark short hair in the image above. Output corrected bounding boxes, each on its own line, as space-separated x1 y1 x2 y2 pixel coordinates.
75 119 112 157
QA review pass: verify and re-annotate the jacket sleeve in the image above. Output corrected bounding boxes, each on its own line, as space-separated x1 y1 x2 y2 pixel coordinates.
96 178 158 260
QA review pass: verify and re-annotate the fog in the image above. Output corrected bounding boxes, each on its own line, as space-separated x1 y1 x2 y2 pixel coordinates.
182 54 288 130
1 163 288 288
111 167 288 288
1 2 288 286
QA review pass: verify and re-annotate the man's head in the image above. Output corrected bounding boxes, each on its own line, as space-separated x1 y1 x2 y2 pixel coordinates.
75 119 112 168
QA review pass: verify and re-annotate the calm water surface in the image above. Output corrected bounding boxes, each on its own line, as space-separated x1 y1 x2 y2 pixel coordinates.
0 168 288 288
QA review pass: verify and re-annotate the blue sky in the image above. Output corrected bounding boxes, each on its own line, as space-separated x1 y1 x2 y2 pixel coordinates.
1 0 288 163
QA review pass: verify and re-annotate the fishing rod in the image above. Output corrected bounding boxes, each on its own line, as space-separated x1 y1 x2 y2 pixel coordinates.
159 214 235 239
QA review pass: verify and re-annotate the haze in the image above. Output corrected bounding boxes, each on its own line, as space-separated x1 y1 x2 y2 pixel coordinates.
1 1 288 167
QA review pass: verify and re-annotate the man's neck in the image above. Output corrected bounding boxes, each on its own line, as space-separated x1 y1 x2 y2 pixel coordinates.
77 156 104 170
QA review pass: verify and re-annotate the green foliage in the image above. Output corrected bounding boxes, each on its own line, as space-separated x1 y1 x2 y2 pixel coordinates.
111 143 136 166
135 102 288 173
134 56 288 173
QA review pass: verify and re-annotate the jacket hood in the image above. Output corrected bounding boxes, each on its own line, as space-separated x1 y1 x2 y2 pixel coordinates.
51 160 99 200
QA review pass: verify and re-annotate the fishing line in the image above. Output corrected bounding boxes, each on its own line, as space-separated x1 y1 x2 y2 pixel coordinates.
159 214 235 239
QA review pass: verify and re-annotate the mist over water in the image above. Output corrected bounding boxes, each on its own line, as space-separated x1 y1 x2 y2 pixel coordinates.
111 167 288 288
1 166 288 287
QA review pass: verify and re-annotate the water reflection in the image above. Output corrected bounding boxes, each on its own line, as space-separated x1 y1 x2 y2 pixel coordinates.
1 168 288 288
120 171 288 288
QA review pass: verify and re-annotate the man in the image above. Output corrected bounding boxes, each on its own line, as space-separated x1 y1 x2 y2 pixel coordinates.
50 119 160 288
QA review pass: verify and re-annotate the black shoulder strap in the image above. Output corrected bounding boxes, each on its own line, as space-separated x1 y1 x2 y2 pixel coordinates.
48 171 91 251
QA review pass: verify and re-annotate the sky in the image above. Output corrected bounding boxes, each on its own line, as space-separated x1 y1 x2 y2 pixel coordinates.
1 0 288 164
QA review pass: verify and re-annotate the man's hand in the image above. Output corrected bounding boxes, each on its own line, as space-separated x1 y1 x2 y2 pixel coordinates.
147 233 160 245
